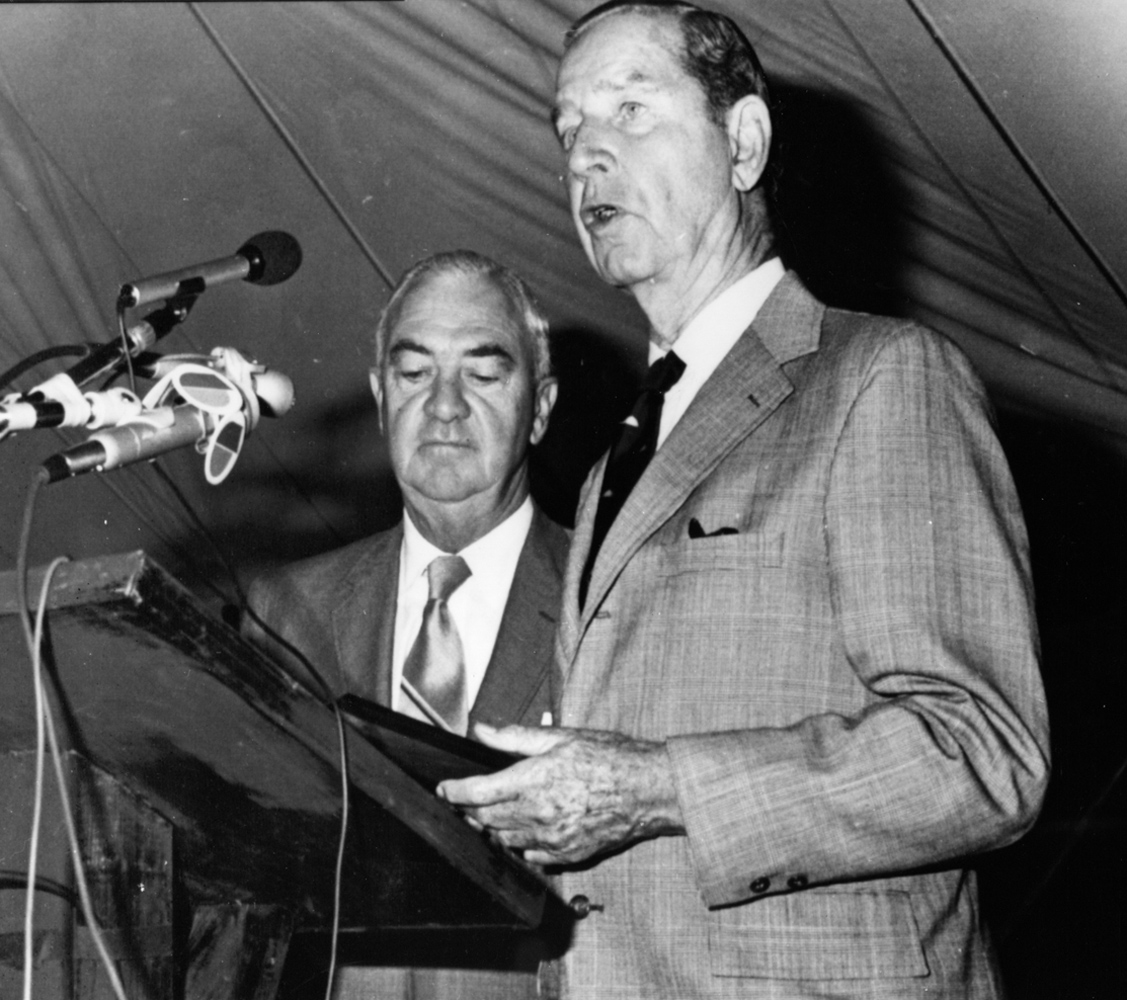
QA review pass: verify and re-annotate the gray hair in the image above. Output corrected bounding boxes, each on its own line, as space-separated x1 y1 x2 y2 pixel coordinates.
373 250 552 381
565 2 771 127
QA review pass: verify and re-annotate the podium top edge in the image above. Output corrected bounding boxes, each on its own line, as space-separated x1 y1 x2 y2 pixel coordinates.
0 550 171 615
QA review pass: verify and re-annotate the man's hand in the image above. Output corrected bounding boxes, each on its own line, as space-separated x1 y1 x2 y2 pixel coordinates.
436 723 685 866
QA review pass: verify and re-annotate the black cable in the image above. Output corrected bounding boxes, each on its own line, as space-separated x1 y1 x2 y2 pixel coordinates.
115 305 138 397
24 457 349 994
16 468 50 653
0 870 79 908
151 463 351 1000
150 463 338 707
0 345 90 394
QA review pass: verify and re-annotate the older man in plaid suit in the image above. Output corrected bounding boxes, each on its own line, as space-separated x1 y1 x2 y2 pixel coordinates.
441 4 1049 998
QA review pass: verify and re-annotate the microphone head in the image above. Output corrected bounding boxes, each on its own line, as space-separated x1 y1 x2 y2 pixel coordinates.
238 231 303 287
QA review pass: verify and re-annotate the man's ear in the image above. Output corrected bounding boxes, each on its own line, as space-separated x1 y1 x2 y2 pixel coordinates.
369 367 385 435
726 94 771 193
530 376 559 446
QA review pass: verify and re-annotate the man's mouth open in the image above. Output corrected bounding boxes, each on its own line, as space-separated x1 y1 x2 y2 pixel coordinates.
582 203 621 230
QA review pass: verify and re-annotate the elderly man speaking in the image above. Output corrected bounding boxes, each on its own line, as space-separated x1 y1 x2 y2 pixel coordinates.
439 4 1050 999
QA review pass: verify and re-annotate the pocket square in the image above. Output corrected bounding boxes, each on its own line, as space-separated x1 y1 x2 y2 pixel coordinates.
688 517 739 539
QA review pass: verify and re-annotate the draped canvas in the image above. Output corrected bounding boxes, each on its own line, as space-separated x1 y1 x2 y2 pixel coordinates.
0 0 1124 587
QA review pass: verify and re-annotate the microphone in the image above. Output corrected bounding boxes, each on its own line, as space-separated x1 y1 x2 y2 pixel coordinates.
5 304 191 432
55 307 180 391
0 386 142 438
118 231 302 309
39 350 293 484
41 405 207 483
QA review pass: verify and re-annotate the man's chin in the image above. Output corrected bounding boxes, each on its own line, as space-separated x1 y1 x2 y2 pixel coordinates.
405 469 483 506
590 246 651 290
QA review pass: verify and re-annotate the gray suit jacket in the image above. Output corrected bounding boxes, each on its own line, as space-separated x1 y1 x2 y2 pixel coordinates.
245 504 568 1000
246 504 568 729
550 274 1050 999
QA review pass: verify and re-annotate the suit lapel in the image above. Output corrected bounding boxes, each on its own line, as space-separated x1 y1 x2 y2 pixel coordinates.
557 462 602 666
470 507 566 728
329 525 401 704
569 272 824 642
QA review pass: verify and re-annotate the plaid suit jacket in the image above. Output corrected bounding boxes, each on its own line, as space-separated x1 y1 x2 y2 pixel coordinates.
549 273 1049 999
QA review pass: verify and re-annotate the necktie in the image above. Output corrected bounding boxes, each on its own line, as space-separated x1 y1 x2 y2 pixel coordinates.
401 554 472 734
579 350 685 609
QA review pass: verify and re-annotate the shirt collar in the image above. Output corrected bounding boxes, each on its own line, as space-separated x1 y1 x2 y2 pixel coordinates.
400 495 534 588
648 257 785 369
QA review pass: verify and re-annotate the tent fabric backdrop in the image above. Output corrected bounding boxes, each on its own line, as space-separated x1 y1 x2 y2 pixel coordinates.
1 0 1126 591
1 3 1126 996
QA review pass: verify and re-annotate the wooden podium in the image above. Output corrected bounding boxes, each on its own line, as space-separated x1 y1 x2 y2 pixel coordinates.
0 552 554 999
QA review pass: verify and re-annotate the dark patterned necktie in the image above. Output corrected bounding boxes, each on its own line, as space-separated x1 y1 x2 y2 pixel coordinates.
401 554 472 734
579 350 686 609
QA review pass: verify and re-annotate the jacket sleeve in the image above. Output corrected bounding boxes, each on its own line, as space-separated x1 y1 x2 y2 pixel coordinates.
666 328 1050 908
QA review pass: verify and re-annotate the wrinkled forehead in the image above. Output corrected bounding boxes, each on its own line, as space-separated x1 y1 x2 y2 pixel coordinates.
555 10 687 101
389 271 530 360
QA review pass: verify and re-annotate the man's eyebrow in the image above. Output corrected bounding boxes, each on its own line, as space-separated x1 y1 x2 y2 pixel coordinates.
388 339 432 361
465 344 517 365
385 340 432 367
551 72 658 130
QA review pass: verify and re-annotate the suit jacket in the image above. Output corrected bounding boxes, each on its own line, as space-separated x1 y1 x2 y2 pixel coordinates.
246 504 568 728
245 504 569 1000
548 273 1050 999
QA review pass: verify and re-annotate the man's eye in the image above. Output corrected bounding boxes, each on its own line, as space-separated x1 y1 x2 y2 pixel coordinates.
397 368 429 384
466 370 502 386
558 126 577 151
620 101 643 120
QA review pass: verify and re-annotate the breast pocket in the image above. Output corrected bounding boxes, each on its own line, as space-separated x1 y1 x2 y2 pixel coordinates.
658 531 786 577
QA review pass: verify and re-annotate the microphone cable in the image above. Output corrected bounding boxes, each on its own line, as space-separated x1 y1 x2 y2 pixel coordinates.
0 345 89 394
16 468 127 1000
14 457 351 1000
151 461 350 1000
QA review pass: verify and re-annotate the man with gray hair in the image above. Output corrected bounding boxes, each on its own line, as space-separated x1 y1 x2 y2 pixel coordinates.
246 249 565 998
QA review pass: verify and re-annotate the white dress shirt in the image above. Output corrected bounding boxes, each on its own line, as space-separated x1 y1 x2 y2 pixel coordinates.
390 495 533 713
650 257 785 448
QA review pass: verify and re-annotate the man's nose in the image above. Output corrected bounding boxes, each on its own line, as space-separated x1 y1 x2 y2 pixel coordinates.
425 374 470 421
567 121 614 178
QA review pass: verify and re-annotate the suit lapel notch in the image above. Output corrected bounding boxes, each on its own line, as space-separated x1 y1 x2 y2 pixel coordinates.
570 272 826 643
580 332 792 619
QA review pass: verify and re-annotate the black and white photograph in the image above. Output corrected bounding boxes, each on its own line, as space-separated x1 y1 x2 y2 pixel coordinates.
1 3 1124 998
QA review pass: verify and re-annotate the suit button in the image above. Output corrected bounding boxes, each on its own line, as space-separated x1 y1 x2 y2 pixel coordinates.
749 876 770 894
568 894 603 919
787 874 809 890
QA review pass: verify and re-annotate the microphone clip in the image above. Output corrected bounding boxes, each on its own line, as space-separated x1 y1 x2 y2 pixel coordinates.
142 361 248 484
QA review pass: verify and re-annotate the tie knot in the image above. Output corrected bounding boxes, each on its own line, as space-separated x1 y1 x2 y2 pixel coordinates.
427 554 471 601
644 350 686 396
